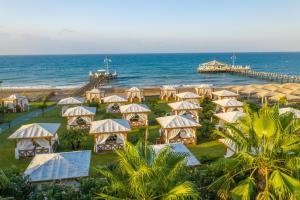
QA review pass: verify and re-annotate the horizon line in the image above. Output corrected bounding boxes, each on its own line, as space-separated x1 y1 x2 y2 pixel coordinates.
0 50 300 57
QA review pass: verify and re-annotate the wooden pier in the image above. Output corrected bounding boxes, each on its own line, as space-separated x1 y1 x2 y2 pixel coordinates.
197 60 300 83
72 76 108 96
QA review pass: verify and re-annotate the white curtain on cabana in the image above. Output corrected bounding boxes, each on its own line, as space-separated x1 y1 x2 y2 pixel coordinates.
227 107 243 112
95 134 111 152
34 138 51 152
125 113 146 122
15 139 35 159
167 128 194 140
116 133 126 143
68 116 92 126
106 103 121 113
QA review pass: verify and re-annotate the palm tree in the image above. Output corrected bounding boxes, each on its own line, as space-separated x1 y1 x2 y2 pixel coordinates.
209 105 300 199
96 142 199 200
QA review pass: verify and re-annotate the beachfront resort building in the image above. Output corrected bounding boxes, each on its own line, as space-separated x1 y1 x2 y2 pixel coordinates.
156 115 200 145
126 87 144 102
1 94 29 112
24 150 91 184
89 119 131 152
175 92 201 105
62 106 96 129
85 88 105 103
57 97 85 116
160 85 178 101
120 103 151 127
102 95 128 113
168 101 202 122
213 99 244 113
8 123 60 159
151 143 200 167
195 84 214 98
212 90 239 100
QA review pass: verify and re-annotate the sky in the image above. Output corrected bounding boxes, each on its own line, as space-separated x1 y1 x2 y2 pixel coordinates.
0 0 300 55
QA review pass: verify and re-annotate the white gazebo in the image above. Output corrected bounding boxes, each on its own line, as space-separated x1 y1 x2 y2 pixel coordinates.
168 101 202 121
24 150 91 183
102 95 128 113
2 94 29 112
62 106 96 129
195 84 214 98
57 97 85 116
279 107 300 119
175 92 201 105
213 99 244 113
160 85 178 101
214 111 245 132
151 143 200 167
126 87 144 102
8 123 61 159
120 104 151 127
90 119 131 152
212 90 239 100
219 138 236 158
156 115 200 145
86 88 104 103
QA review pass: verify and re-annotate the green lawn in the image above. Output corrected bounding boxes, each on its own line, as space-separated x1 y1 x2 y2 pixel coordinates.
0 97 225 175
2 101 56 123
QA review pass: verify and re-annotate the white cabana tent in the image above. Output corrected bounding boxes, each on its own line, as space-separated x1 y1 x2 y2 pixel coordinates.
219 138 236 158
102 95 128 113
57 97 85 116
175 92 201 105
8 123 60 159
213 99 244 113
160 85 178 101
126 87 144 102
168 101 202 121
62 106 96 129
151 143 200 167
120 104 151 127
2 94 29 112
90 119 131 152
86 88 104 103
279 107 300 119
214 111 245 132
156 115 200 145
24 150 91 183
194 84 214 98
212 90 239 100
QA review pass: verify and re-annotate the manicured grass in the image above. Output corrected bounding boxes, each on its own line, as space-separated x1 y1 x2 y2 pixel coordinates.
0 97 225 175
2 101 55 123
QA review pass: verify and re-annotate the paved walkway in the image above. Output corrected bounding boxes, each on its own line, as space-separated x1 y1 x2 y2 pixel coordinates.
0 105 56 133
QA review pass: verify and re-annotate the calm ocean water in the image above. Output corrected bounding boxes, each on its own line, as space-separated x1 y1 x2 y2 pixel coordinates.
0 52 300 88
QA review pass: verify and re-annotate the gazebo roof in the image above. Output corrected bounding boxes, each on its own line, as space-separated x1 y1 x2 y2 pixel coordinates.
151 143 200 166
156 115 200 129
214 111 245 124
102 95 127 103
213 99 243 107
24 150 91 182
86 88 101 94
8 123 60 139
175 92 200 99
90 119 131 134
57 97 84 105
239 87 257 94
127 87 141 92
4 94 27 101
168 101 201 110
120 104 150 113
195 84 213 89
161 85 177 90
254 90 275 98
201 60 227 66
62 106 96 117
279 107 300 118
212 90 238 97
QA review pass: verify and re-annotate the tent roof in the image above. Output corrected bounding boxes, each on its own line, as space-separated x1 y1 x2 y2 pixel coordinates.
270 94 300 102
279 107 300 118
127 87 141 92
214 111 245 123
8 123 60 139
24 150 91 182
62 106 96 117
156 115 200 129
86 88 102 94
161 85 177 90
4 94 27 101
57 97 84 105
151 143 200 166
212 90 238 97
120 104 150 113
102 95 127 103
168 101 201 110
90 119 131 134
213 99 243 107
175 92 200 99
195 84 213 88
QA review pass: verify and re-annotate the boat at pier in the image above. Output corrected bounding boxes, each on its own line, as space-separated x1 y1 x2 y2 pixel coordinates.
89 56 118 82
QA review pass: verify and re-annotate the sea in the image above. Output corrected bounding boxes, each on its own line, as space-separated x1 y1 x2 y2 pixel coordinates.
0 52 300 89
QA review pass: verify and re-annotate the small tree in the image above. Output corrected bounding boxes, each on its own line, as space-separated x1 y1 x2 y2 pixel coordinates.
60 128 88 150
199 96 216 139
